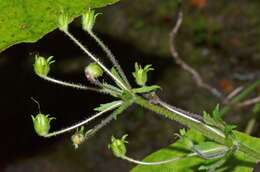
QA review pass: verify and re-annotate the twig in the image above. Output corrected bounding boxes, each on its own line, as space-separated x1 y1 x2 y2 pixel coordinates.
220 80 260 115
236 95 260 108
169 8 223 99
223 86 244 104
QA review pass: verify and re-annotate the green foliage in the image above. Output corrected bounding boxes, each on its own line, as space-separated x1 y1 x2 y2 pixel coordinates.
111 67 127 89
131 130 260 172
253 103 260 114
31 113 55 137
203 105 237 138
0 0 119 52
27 3 260 170
94 100 122 112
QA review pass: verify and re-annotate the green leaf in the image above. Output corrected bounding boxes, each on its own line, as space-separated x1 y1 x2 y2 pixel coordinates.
102 82 122 94
203 111 224 130
0 0 119 53
94 100 122 112
203 110 225 131
132 85 161 94
212 104 221 121
111 67 126 89
131 129 260 172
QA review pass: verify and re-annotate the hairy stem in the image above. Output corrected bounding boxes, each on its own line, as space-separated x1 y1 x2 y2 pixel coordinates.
88 31 131 89
85 114 114 141
63 30 128 90
134 95 260 160
122 155 181 166
122 145 228 166
44 101 122 137
39 75 103 93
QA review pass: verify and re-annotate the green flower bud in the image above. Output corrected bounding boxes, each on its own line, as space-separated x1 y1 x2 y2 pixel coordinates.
34 55 54 77
82 9 100 32
85 62 103 80
58 12 70 32
108 134 128 158
71 127 85 149
31 114 55 137
132 62 154 86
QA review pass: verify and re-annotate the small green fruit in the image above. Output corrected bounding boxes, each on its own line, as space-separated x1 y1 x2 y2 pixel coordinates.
34 55 54 77
108 134 128 158
82 9 100 32
132 62 154 86
85 62 103 80
31 114 54 137
71 127 85 149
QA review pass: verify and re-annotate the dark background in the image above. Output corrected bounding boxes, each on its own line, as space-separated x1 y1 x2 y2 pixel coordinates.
1 0 260 171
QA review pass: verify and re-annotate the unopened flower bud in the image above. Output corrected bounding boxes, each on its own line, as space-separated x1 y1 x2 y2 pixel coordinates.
85 62 103 80
132 62 154 86
31 114 55 137
108 134 128 158
34 55 54 77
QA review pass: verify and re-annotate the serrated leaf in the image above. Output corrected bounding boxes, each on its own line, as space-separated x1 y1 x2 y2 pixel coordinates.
131 129 260 172
0 0 119 53
132 85 161 94
203 111 225 130
94 100 122 112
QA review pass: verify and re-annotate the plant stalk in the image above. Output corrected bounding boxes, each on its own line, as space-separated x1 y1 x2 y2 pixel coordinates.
134 95 260 160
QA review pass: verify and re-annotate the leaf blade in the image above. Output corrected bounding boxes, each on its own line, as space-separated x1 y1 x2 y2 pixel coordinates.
0 0 119 52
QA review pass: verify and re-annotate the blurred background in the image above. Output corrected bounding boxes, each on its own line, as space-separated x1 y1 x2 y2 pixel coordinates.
1 0 260 171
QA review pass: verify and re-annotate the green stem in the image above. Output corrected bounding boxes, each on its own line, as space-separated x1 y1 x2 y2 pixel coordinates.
134 95 225 143
40 75 102 92
63 30 129 91
88 31 131 89
44 101 122 137
134 95 260 160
